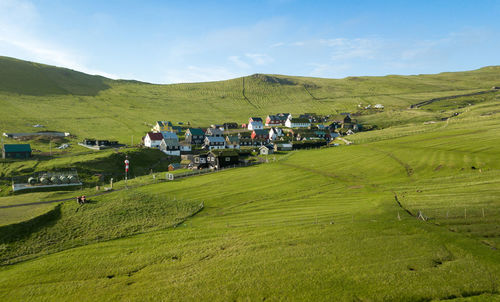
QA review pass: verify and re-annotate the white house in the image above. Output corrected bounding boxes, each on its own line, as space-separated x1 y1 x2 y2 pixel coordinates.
204 136 226 150
248 121 264 130
285 117 311 128
160 138 180 156
247 117 264 130
179 141 192 152
144 132 164 148
268 127 284 141
259 145 274 155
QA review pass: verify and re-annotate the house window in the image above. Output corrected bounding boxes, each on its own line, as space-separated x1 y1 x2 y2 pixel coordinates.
195 158 199 163
225 157 230 162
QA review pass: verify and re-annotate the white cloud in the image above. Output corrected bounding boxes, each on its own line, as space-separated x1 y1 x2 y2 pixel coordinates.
320 38 382 61
270 42 284 48
245 53 274 65
0 0 120 79
228 56 250 69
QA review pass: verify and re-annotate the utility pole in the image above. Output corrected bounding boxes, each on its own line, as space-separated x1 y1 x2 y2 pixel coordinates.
49 139 52 156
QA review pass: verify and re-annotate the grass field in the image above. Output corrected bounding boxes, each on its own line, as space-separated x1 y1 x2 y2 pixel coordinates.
1 56 499 143
0 57 500 300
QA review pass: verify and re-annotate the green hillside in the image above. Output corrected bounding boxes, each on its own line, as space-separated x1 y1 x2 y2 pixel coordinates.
1 92 500 300
0 56 111 96
0 56 499 143
1 57 500 300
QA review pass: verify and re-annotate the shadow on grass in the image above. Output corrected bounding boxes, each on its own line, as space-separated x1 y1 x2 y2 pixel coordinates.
0 204 61 244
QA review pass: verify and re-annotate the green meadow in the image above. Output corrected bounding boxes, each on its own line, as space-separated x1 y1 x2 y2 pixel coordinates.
0 57 500 300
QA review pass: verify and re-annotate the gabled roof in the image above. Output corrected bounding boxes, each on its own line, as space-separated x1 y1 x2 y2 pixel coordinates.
161 131 179 140
161 138 180 146
250 121 263 126
187 128 205 136
238 131 252 138
205 136 226 143
209 149 239 157
206 128 224 135
147 132 163 140
156 121 173 128
250 117 263 122
3 144 31 152
253 129 268 136
226 136 240 144
290 118 311 123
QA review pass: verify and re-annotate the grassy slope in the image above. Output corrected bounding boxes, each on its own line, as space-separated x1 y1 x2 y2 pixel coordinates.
0 56 110 96
0 56 499 143
0 94 500 300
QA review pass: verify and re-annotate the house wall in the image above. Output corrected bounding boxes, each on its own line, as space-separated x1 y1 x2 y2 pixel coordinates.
163 150 181 156
3 151 31 159
145 137 162 148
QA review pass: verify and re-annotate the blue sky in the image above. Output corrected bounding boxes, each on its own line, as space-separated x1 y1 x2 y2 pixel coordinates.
0 0 499 83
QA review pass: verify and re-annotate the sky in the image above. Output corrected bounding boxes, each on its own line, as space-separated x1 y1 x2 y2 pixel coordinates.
0 0 499 84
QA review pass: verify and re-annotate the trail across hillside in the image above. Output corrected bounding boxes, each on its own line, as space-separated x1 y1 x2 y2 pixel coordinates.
409 89 498 108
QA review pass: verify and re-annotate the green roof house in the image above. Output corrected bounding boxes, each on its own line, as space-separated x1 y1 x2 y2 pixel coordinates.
2 144 32 159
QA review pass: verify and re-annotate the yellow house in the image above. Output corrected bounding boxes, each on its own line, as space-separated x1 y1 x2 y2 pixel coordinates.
152 121 175 133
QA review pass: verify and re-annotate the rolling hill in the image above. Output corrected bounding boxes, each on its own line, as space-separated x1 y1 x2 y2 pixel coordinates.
1 95 500 300
1 56 500 300
0 56 499 143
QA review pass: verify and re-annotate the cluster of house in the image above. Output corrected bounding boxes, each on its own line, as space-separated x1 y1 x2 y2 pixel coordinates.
142 113 358 169
79 138 123 150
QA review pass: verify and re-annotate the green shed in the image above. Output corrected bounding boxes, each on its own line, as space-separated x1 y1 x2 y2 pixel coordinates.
2 144 32 159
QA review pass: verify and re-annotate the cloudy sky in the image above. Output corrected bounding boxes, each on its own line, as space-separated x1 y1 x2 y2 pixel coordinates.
0 0 499 83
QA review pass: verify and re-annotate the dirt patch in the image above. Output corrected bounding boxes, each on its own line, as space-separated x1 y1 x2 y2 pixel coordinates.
434 165 443 171
349 185 364 189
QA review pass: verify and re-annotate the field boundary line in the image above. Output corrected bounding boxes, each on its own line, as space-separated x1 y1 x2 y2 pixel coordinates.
409 89 498 108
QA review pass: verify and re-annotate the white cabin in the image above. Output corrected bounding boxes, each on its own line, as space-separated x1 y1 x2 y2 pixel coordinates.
144 132 164 148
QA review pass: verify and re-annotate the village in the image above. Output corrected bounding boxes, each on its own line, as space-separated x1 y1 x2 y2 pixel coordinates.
0 112 362 191
141 112 359 170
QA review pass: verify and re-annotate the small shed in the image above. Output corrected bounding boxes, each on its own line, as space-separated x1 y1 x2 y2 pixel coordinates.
259 145 274 155
2 144 32 159
168 163 181 171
